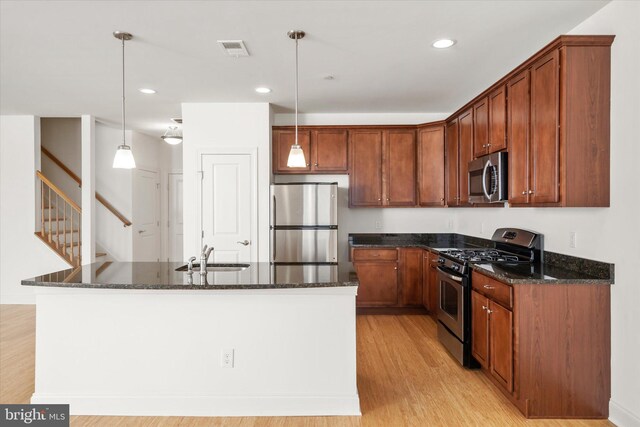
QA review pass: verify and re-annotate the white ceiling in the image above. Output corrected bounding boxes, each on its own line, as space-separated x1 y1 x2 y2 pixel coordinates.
0 0 609 137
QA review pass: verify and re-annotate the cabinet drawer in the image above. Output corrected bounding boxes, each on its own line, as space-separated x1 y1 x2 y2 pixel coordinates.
352 248 398 261
472 270 512 309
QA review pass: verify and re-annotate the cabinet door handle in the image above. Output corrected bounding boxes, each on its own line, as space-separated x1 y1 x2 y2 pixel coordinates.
486 309 493 314
482 305 488 310
387 198 390 202
483 285 495 289
528 190 534 194
522 191 527 195
394 267 398 270
378 198 381 201
314 163 319 167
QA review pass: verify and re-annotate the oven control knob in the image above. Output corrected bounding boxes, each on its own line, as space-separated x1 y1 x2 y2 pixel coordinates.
452 265 459 272
438 257 445 264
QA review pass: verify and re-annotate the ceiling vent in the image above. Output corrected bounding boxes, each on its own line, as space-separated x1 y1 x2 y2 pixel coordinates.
171 118 182 124
217 40 249 57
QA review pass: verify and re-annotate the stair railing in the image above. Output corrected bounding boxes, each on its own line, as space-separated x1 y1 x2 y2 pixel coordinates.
41 146 132 227
36 170 81 267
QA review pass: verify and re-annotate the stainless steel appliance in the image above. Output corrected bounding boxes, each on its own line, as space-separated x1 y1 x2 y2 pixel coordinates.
436 228 543 367
270 183 338 264
468 152 508 203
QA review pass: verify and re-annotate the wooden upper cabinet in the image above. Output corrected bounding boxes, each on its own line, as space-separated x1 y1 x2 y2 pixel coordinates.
417 125 445 207
273 130 311 173
273 128 347 174
350 130 384 207
312 129 348 172
530 49 560 204
445 118 460 206
508 69 531 204
458 109 473 205
350 128 417 208
488 84 507 153
385 130 417 206
473 98 489 158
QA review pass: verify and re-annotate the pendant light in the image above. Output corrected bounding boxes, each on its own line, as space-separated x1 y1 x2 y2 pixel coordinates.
161 126 183 145
112 31 136 169
286 30 306 168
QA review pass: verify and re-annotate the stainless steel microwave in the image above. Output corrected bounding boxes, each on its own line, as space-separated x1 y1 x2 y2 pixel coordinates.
468 152 507 203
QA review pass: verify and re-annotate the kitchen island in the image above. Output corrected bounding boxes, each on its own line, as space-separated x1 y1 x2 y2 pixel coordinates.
22 262 360 417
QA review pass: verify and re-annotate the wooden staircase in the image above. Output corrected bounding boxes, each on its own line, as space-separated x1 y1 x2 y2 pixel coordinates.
35 170 107 267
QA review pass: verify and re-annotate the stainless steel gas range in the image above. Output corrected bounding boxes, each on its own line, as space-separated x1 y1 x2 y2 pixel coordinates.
435 228 544 367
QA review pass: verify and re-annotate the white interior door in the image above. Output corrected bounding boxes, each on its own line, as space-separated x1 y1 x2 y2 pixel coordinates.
168 173 183 262
201 154 253 263
133 168 160 262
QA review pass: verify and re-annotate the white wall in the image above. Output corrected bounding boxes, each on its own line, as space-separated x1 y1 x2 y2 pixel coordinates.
40 118 82 206
182 103 271 262
95 122 133 261
0 116 71 304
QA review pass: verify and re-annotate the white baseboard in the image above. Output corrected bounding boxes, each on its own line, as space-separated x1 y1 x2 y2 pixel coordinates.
31 394 361 417
0 295 35 304
610 400 640 427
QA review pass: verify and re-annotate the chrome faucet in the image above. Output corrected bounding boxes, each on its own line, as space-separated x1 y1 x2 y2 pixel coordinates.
200 244 214 278
187 256 197 274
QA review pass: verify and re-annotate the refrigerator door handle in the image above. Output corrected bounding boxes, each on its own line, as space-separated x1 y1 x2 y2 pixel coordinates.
272 195 276 260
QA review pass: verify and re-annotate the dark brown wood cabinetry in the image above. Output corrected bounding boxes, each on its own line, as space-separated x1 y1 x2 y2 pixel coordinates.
488 85 508 153
352 247 429 309
421 250 439 318
399 248 423 306
473 98 489 158
273 129 312 173
471 269 611 419
417 124 446 206
349 130 384 207
507 69 530 204
272 128 348 174
445 118 459 206
352 248 398 307
458 109 473 205
349 129 416 207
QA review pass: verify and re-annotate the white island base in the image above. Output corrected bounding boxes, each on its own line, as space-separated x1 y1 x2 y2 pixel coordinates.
31 287 360 417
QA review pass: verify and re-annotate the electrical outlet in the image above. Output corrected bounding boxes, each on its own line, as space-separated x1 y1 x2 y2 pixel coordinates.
569 232 577 248
375 220 383 230
221 348 234 368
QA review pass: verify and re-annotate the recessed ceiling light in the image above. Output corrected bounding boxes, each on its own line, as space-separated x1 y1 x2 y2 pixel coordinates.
139 88 156 94
432 39 456 49
255 87 272 94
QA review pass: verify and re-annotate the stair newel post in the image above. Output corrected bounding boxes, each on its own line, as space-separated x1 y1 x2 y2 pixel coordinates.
70 210 74 264
78 214 81 266
55 194 59 248
40 180 45 239
63 202 66 255
48 186 52 243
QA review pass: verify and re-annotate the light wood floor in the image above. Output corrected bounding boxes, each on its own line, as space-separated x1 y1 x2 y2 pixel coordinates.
0 305 613 427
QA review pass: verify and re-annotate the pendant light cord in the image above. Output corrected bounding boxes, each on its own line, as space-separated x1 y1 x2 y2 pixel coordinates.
294 34 299 147
121 37 126 146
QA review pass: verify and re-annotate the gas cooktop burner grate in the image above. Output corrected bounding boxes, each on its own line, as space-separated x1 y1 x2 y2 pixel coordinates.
440 249 528 264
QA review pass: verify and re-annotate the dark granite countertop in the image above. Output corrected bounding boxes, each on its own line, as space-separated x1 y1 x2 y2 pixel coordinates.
349 233 614 285
22 262 358 290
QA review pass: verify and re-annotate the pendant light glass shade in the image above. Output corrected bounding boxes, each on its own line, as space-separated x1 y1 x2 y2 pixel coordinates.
112 31 136 169
112 145 136 169
287 30 306 168
287 144 306 167
161 126 183 145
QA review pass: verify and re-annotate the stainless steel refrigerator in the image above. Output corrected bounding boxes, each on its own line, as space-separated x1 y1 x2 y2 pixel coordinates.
270 182 338 281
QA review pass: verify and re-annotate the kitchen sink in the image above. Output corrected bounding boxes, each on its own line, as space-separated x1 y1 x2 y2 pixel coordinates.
175 263 250 272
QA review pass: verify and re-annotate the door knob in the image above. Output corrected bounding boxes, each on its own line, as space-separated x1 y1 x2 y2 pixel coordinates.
237 240 250 246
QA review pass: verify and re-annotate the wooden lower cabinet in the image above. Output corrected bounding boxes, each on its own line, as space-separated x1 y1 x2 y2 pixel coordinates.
354 261 398 306
471 270 611 419
353 247 428 308
421 251 440 318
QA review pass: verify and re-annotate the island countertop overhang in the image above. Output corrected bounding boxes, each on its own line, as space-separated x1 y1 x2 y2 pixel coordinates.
22 262 358 290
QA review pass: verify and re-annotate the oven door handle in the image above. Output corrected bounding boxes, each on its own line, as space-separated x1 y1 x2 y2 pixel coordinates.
436 266 463 282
